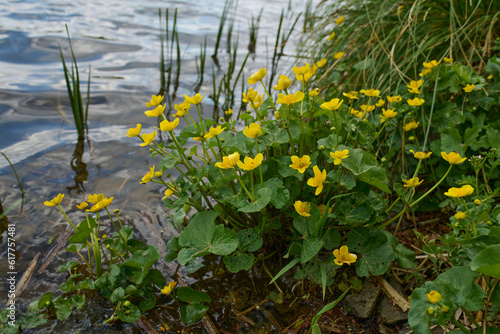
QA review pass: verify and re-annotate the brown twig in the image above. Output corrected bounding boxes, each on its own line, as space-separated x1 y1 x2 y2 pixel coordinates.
235 298 270 317
7 252 40 306
375 276 410 312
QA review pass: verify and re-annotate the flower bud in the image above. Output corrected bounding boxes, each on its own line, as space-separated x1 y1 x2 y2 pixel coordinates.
126 310 131 314
123 300 131 308
246 110 252 114
381 157 387 163
113 209 120 214
473 107 477 111
45 301 51 306
408 136 415 141
441 305 449 313
487 220 493 226
274 111 280 119
330 127 336 132
427 307 434 315
474 199 481 206
325 120 332 126
220 138 225 143
318 145 326 151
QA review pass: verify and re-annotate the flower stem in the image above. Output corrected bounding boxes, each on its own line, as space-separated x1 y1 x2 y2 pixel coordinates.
409 164 453 208
234 170 254 201
57 205 77 231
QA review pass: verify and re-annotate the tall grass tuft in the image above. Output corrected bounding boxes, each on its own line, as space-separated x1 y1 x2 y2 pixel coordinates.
59 25 91 139
248 9 263 54
159 8 181 103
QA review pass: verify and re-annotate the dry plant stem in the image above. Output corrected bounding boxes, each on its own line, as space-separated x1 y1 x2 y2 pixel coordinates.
6 252 39 306
484 278 499 334
452 318 472 334
375 276 410 312
236 299 270 317
261 259 283 293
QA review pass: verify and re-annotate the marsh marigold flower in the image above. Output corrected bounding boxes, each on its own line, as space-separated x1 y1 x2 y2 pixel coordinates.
360 104 375 113
89 196 114 212
454 211 466 220
330 149 349 165
360 89 380 97
173 101 190 117
307 165 327 195
403 120 419 131
76 201 88 210
333 245 357 266
225 108 233 116
409 150 432 160
140 131 157 147
161 281 177 295
144 104 165 117
387 95 402 103
248 68 266 84
159 118 180 132
242 88 259 103
335 16 345 24
243 123 262 139
141 166 155 184
441 152 467 164
87 193 104 204
444 57 453 63
380 109 397 123
376 99 385 107
289 155 311 173
293 63 312 82
407 97 425 107
343 91 358 101
272 74 292 91
162 188 175 200
44 193 64 207
237 153 263 171
403 177 424 188
444 185 474 198
426 291 442 304
126 124 142 138
277 91 305 105
145 94 164 107
317 58 327 68
204 125 224 139
320 98 343 111
294 201 311 217
334 51 344 59
407 80 422 94
423 60 440 69
215 152 240 169
184 93 205 105
463 84 475 93
327 31 335 40
309 88 320 97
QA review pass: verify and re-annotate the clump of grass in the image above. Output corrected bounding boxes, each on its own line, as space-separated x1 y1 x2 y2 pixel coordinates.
248 9 263 54
59 25 91 139
159 8 181 103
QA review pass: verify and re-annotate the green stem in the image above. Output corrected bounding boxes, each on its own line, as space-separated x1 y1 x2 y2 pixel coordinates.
255 140 264 187
260 81 277 110
56 205 77 231
234 170 254 201
451 318 471 334
410 164 453 208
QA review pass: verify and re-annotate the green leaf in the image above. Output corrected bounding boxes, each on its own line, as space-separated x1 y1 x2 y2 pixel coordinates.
223 253 255 273
116 303 141 323
238 228 263 252
180 303 209 325
139 293 157 312
311 288 350 325
440 128 462 153
38 292 53 309
55 260 79 273
436 266 485 311
68 228 92 244
341 148 390 193
159 151 180 169
346 228 394 277
269 258 300 284
238 187 272 213
471 244 500 279
179 211 219 248
52 295 85 321
18 301 48 329
395 244 417 269
345 205 373 225
110 287 125 303
123 246 161 273
301 237 323 264
177 287 211 304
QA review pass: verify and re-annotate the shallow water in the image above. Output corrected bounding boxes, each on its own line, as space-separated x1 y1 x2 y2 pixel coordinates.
0 0 310 332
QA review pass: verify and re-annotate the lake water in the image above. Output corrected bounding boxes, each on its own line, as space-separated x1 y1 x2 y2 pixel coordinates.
0 0 312 332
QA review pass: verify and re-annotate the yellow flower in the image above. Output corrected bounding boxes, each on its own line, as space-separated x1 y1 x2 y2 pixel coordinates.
419 68 432 77
242 88 259 103
87 193 104 204
409 150 432 160
463 84 475 93
293 63 312 82
89 197 114 212
276 91 305 105
162 188 175 200
316 58 327 68
360 104 375 113
444 185 474 198
441 152 467 164
426 291 442 304
193 135 206 142
379 109 397 123
353 110 363 119
423 60 440 69
243 123 262 139
333 245 357 266
249 94 264 110
343 91 359 101
173 101 190 117
330 149 349 165
248 68 267 84
159 118 180 132
360 89 381 97
294 201 311 217
335 16 345 25
155 171 163 178
407 80 422 94
225 108 233 116
444 57 453 63
487 74 494 80
144 104 165 117
387 95 402 103
407 97 425 106
140 131 157 146
145 95 164 107
215 152 240 169
402 177 424 188
272 74 292 91
161 281 177 295
76 201 88 210
310 64 318 76
307 165 327 195
126 124 142 137
204 125 224 139
333 51 344 59
320 98 343 111
44 193 64 207
375 99 385 107
141 166 155 184
327 31 335 40
403 120 419 131
289 155 311 173
237 153 263 171
309 88 320 97
184 93 205 105
318 204 332 216
454 211 466 220
474 199 481 206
